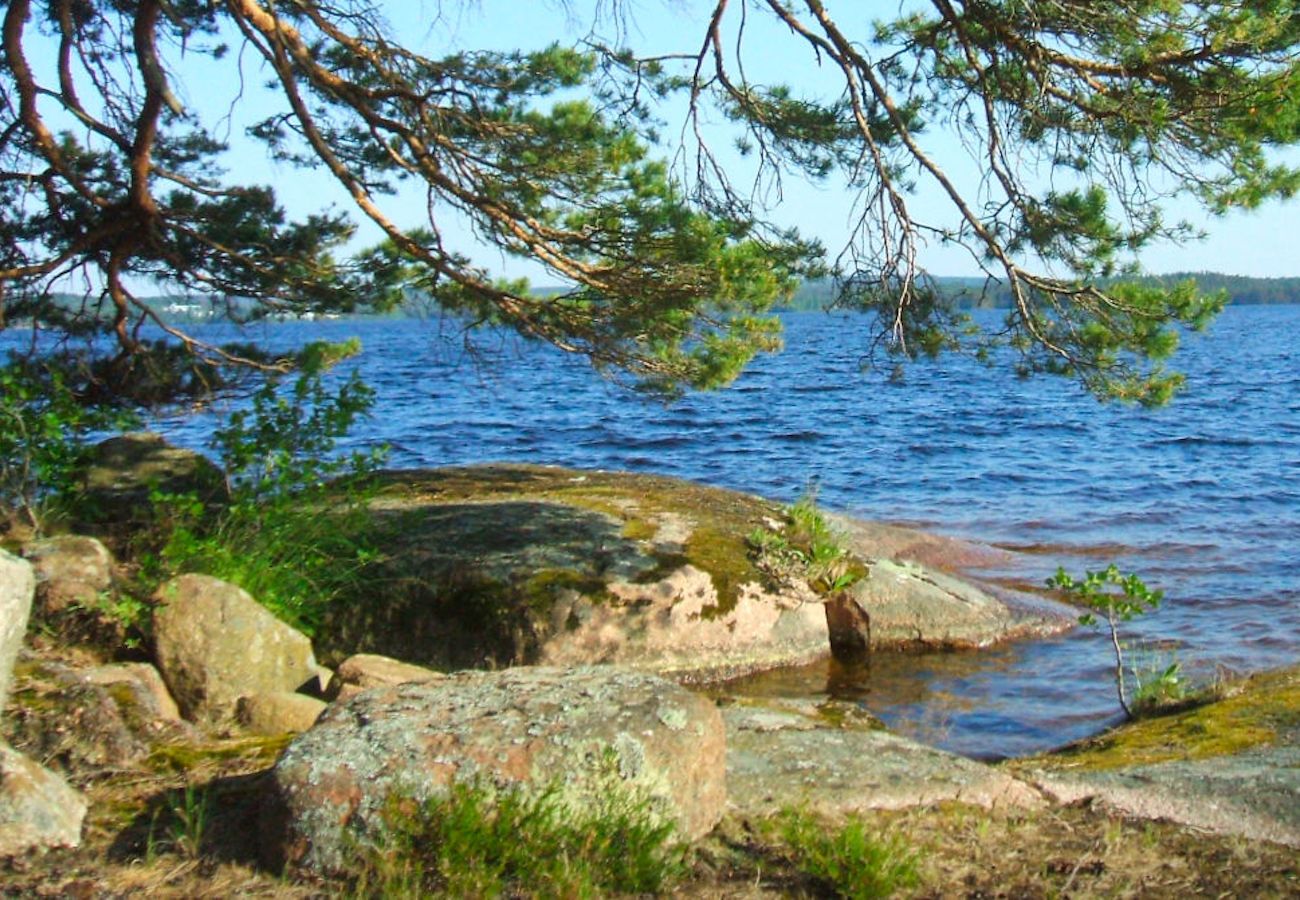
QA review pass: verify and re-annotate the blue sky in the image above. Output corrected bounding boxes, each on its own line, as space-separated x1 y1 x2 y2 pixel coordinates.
197 1 1300 281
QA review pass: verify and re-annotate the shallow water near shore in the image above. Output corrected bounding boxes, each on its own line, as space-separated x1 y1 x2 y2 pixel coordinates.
13 303 1298 759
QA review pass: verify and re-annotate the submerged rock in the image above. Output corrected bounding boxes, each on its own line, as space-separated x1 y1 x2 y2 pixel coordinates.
263 665 725 873
318 464 1067 680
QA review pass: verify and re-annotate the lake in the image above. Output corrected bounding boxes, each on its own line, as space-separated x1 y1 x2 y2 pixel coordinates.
15 303 1300 758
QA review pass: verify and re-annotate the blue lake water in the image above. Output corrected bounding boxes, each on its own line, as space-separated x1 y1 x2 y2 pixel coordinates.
11 304 1298 758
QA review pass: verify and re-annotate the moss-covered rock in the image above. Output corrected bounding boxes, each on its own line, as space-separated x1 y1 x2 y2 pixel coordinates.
318 464 1069 681
1012 666 1300 847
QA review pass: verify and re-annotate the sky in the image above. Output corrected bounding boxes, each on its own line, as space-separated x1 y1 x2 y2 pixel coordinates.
180 0 1300 283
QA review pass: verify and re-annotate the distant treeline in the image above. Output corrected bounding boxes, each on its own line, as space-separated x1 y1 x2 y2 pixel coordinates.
17 273 1298 328
780 272 1300 311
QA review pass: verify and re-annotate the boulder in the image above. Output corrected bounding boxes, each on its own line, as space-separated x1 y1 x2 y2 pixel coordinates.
263 665 726 873
2 659 193 775
0 742 87 856
323 465 1060 682
842 558 1024 650
720 698 1043 819
21 535 114 616
152 574 319 725
77 432 227 524
0 551 35 716
236 692 327 736
325 653 442 702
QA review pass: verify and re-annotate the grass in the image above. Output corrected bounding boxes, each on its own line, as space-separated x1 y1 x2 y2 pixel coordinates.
345 779 687 898
762 807 919 899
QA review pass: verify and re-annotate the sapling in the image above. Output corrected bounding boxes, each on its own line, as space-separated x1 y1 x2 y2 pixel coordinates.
1047 564 1167 718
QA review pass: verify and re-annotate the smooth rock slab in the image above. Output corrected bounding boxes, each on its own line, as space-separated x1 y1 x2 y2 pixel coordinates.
722 702 1043 819
0 742 86 856
152 574 319 725
1031 744 1300 848
0 551 35 716
263 666 725 873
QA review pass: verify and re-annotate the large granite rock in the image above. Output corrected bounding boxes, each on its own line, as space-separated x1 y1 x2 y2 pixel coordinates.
152 574 319 725
0 550 35 716
21 535 114 616
318 465 1067 681
721 698 1043 819
1014 665 1300 848
263 665 726 873
0 742 86 856
236 692 327 736
77 432 226 524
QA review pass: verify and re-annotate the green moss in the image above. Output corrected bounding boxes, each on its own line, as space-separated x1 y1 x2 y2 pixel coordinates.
1014 666 1300 774
522 568 610 611
684 526 764 618
147 735 292 774
621 518 659 542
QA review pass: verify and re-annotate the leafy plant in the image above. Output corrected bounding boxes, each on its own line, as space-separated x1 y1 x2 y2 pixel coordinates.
748 490 864 594
1047 564 1166 718
145 785 211 860
154 341 388 633
766 807 920 900
0 360 137 533
347 778 685 898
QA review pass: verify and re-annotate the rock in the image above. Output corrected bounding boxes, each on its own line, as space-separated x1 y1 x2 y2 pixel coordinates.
2 659 194 775
325 653 442 702
0 742 87 856
152 574 319 725
236 692 327 736
842 558 1030 650
21 536 114 616
263 665 725 873
82 662 182 723
331 465 1048 682
76 432 227 524
830 516 1014 571
720 699 1043 819
0 551 35 716
1014 665 1300 848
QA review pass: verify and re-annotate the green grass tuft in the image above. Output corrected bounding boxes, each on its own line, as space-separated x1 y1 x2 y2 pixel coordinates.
767 807 920 900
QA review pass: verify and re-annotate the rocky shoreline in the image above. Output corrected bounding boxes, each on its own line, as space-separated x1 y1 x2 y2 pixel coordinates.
2 449 1298 893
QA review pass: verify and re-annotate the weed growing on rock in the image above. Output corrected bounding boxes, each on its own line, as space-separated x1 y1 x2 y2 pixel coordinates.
765 807 919 899
747 490 864 595
346 779 686 898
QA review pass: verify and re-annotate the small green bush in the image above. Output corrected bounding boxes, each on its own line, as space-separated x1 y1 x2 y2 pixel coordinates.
768 807 919 899
748 489 864 594
347 779 686 898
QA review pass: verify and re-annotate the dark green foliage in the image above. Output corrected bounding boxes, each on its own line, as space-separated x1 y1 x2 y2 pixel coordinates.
5 2 1299 406
346 778 686 898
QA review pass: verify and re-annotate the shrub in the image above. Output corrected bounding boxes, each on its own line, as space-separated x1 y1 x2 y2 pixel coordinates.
152 341 388 633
